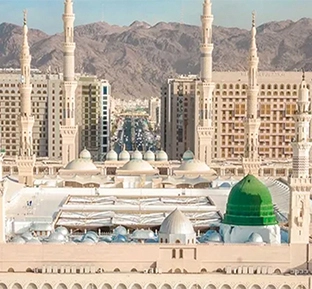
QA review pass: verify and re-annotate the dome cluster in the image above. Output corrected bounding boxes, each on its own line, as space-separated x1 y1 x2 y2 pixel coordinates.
106 148 168 162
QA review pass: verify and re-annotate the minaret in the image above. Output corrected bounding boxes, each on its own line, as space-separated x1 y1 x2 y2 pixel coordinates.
60 0 78 165
288 71 312 244
16 10 36 186
195 0 215 165
242 12 261 176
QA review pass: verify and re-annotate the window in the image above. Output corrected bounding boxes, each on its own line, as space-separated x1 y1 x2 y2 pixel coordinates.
172 249 176 259
179 249 183 259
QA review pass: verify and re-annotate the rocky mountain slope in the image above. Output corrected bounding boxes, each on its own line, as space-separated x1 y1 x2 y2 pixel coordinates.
1 18 312 99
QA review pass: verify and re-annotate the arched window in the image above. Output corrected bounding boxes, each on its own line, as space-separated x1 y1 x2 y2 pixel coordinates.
229 84 233 89
274 84 278 89
172 249 176 258
222 84 227 89
179 249 183 259
216 84 220 89
280 84 284 89
286 84 291 89
235 84 240 89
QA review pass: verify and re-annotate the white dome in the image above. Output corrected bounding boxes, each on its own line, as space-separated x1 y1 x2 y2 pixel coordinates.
144 150 155 161
176 159 211 172
206 231 222 243
247 233 264 244
120 159 155 172
79 149 92 160
119 149 130 161
132 229 155 240
156 149 168 161
55 226 69 236
65 159 98 171
106 149 118 161
183 149 194 161
159 209 194 235
131 149 143 160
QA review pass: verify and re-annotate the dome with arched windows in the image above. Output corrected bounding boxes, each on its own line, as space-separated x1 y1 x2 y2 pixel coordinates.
159 208 196 244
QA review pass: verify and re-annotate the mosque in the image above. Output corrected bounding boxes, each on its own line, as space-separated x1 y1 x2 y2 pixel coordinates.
0 0 312 289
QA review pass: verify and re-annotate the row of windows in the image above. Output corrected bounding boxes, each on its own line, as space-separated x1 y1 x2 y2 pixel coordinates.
215 83 307 90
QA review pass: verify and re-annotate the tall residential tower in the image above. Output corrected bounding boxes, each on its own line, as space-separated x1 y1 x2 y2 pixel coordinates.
15 11 36 186
288 72 312 244
242 13 261 175
60 0 78 165
195 0 215 164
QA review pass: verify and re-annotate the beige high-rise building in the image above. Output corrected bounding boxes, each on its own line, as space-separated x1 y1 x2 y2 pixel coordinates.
161 71 312 161
76 76 111 160
0 71 110 160
160 0 312 163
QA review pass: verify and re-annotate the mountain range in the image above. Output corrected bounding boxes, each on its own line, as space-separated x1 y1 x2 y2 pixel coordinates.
1 18 312 99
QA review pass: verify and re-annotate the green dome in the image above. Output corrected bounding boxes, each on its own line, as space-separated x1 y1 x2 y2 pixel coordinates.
223 174 277 226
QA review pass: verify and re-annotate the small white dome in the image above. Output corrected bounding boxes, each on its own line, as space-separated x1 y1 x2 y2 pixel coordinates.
119 149 130 161
106 149 118 161
79 149 92 160
144 150 155 161
176 159 211 172
183 149 194 161
114 225 127 235
119 159 155 172
55 226 69 236
206 231 222 243
247 233 264 244
47 232 66 243
132 229 155 240
156 149 168 161
159 209 194 235
131 149 143 160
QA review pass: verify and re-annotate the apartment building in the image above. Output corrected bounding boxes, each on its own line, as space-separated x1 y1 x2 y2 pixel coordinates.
161 71 312 161
0 69 110 160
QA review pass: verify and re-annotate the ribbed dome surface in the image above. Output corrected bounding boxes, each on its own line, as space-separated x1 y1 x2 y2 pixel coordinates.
223 174 277 226
159 209 194 235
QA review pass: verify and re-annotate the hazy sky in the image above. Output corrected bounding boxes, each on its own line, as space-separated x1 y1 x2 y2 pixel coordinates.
0 0 310 34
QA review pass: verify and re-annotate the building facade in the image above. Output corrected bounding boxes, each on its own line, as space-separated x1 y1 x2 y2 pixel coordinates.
0 71 110 160
161 71 312 161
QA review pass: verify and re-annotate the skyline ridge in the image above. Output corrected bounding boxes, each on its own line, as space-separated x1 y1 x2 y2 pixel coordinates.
0 0 310 34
